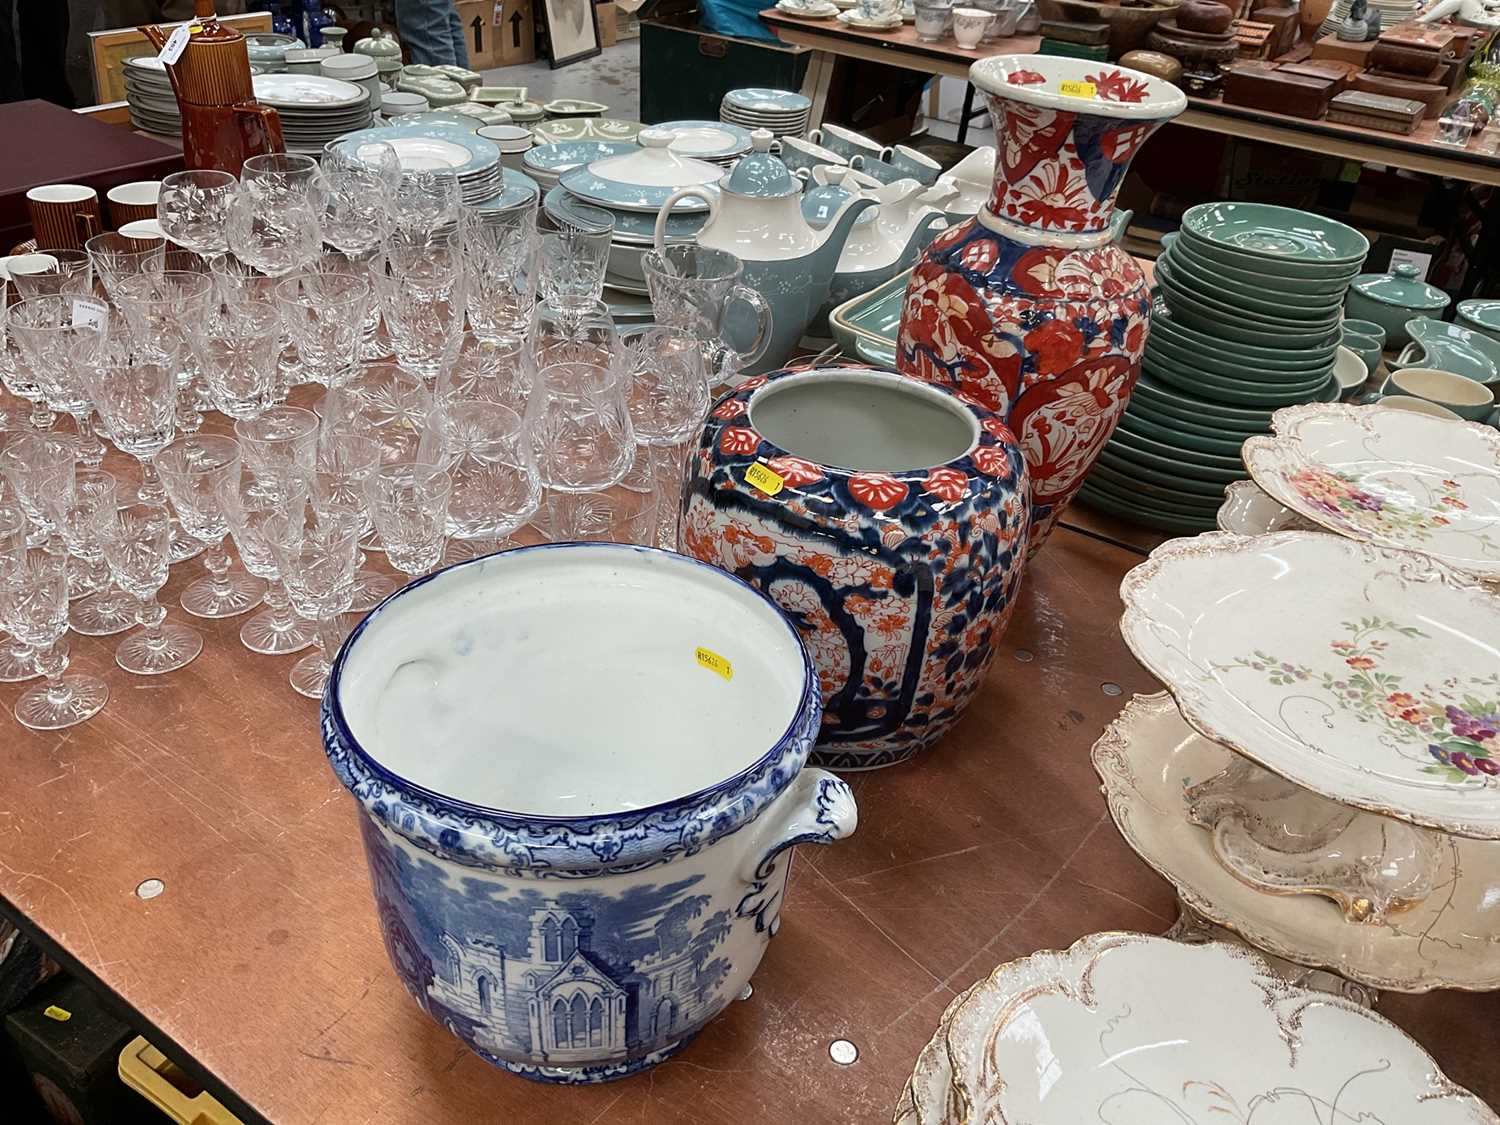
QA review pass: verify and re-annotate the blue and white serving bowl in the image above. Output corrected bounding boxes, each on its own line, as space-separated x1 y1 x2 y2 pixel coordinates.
559 128 721 214
321 543 855 1083
523 140 640 191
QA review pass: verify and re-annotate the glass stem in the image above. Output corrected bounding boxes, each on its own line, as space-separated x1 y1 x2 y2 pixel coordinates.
203 538 233 595
136 594 168 648
264 579 297 629
29 401 54 431
315 614 345 669
34 639 71 703
72 412 105 467
137 457 168 506
86 556 111 595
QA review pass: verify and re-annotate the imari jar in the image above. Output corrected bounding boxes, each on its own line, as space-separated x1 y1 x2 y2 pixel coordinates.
682 366 1031 770
898 54 1185 551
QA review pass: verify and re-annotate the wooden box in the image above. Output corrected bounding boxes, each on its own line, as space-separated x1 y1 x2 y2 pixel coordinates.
1279 59 1358 94
1310 36 1376 68
1328 90 1425 133
1351 71 1448 118
1223 63 1337 118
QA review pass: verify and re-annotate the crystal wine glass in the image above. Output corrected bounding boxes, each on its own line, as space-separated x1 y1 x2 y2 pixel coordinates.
111 270 216 435
233 405 318 492
363 463 450 578
156 435 267 620
85 231 166 300
217 464 315 655
459 205 538 345
0 433 75 550
0 548 108 729
157 169 237 259
41 467 135 636
372 228 467 380
96 501 203 675
7 250 94 299
7 295 110 466
309 431 392 610
417 401 540 545
274 272 371 388
85 339 177 507
0 502 38 683
192 302 283 420
266 503 361 699
226 182 322 280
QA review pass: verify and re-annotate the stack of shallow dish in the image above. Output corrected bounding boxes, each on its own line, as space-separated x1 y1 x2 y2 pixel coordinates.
335 122 501 204
655 120 753 167
896 932 1498 1124
1079 202 1365 533
256 73 375 153
719 88 812 138
122 55 180 136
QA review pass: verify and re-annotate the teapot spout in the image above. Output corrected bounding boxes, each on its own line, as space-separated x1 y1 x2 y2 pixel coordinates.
811 194 877 285
137 26 185 101
900 211 949 267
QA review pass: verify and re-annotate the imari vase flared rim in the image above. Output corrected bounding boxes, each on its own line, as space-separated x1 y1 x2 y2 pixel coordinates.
969 54 1187 121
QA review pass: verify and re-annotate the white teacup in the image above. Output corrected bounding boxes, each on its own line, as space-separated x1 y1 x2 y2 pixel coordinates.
1377 395 1462 421
1382 367 1495 422
953 6 990 47
808 122 891 164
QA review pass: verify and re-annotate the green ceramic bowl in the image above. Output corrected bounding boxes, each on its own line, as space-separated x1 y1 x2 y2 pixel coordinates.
1394 318 1500 389
1159 250 1345 320
1457 299 1500 344
1157 265 1342 335
1163 233 1356 298
1180 201 1369 268
1083 468 1225 518
1109 420 1245 473
1077 482 1219 533
1149 316 1337 371
1147 331 1334 381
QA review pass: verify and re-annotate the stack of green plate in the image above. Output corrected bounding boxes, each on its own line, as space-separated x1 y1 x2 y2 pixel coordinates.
1078 202 1367 533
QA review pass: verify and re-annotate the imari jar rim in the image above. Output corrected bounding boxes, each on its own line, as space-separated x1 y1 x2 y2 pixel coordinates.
320 541 823 875
969 54 1188 121
723 366 1019 484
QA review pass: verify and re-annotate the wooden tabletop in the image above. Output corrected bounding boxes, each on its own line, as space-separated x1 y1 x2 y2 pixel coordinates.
0 406 1496 1122
760 11 1500 186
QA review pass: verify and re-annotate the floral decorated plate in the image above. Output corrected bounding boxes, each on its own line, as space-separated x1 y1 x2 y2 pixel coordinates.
1121 531 1500 836
1216 479 1319 535
1092 692 1500 992
1244 404 1500 582
941 931 1498 1123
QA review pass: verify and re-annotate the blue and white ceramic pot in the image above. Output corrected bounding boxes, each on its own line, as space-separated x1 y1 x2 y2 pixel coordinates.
681 366 1032 770
320 543 855 1083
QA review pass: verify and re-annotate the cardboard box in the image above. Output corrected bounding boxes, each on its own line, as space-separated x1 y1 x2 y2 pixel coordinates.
455 0 536 68
598 1 619 46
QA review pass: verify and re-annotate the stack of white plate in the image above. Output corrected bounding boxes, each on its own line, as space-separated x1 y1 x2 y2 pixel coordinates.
122 55 181 136
255 73 375 154
334 124 502 205
719 88 812 139
655 119 753 168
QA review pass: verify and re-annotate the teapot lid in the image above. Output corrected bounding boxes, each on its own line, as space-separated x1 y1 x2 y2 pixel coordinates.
355 26 404 58
722 130 799 199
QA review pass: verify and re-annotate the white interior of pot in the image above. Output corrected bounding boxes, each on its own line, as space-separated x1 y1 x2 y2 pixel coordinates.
335 546 807 818
748 369 979 472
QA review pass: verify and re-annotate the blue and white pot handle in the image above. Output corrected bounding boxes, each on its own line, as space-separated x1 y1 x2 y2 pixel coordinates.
654 187 717 252
734 769 857 936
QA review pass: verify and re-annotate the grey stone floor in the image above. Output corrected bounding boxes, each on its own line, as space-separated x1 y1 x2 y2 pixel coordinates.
481 40 641 118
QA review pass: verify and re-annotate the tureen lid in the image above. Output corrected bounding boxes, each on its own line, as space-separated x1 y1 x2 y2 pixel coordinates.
586 127 721 189
354 26 403 58
722 130 799 199
1350 262 1450 311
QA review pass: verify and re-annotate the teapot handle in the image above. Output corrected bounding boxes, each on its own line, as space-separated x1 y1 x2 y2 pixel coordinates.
234 102 286 168
653 187 715 252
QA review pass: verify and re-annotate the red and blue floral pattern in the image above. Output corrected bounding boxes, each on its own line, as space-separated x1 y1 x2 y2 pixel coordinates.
899 220 1150 548
682 368 1031 770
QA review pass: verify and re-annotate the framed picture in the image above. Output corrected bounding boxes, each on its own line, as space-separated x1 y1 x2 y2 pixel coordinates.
539 0 602 68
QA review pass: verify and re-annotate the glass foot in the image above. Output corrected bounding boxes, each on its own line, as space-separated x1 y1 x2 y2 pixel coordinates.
240 609 315 655
169 524 205 564
350 569 397 613
65 557 101 601
15 675 109 730
289 651 331 699
181 572 267 619
443 538 504 565
359 529 385 555
71 592 136 636
0 644 39 683
117 623 203 675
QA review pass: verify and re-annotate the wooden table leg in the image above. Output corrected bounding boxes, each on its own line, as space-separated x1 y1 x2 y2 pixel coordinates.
801 49 835 131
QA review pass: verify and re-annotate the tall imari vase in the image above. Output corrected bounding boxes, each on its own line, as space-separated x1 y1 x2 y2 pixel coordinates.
897 55 1186 551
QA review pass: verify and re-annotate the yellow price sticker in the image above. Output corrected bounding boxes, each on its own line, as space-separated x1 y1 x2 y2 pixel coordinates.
43 1006 71 1022
744 462 785 496
695 647 733 682
1060 80 1097 99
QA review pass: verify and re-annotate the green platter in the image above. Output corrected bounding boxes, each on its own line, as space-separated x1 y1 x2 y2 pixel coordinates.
1096 446 1244 495
1124 398 1259 450
1163 295 1342 350
1180 201 1369 268
1077 482 1219 533
1111 416 1246 471
1163 233 1356 298
1088 455 1230 504
1158 267 1342 339
1146 332 1334 382
1150 301 1339 365
1159 249 1345 320
1082 469 1224 519
1098 436 1246 486
1145 356 1332 407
